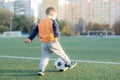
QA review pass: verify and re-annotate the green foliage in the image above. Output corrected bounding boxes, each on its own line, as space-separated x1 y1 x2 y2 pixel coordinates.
113 19 120 35
58 20 73 36
57 20 66 31
0 9 35 33
62 24 73 36
0 9 13 32
12 15 35 33
75 18 84 35
0 25 9 32
86 22 111 33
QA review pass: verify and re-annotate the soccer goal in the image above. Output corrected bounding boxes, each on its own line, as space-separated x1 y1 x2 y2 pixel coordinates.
3 31 22 37
87 30 108 37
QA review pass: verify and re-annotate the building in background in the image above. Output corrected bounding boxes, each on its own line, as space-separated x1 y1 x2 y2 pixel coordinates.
67 1 81 24
88 0 120 26
0 0 32 16
38 3 42 20
66 0 89 25
31 0 41 22
111 0 120 25
1 0 120 26
68 0 120 26
14 0 31 15
88 0 112 25
42 0 120 27
0 0 42 21
42 0 69 20
0 0 5 8
42 0 88 25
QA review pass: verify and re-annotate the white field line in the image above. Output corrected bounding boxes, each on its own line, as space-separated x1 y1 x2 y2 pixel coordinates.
0 55 120 65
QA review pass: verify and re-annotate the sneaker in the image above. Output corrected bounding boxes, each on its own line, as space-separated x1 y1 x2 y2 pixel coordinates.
38 70 45 76
68 61 77 69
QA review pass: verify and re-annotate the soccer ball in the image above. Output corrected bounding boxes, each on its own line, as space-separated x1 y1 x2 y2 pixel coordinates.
55 58 68 72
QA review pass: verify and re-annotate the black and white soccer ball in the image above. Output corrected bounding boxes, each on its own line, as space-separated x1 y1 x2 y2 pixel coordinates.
55 58 68 72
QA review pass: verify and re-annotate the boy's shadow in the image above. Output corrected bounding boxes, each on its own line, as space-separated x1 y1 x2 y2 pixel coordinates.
0 69 58 77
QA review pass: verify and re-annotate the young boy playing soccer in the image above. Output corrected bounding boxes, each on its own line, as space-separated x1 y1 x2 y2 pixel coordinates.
25 7 77 76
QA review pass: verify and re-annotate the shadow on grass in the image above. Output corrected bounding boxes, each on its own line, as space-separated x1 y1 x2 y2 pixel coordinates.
0 69 59 77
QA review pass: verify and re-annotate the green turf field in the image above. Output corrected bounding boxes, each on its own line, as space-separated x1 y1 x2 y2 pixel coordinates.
0 37 120 80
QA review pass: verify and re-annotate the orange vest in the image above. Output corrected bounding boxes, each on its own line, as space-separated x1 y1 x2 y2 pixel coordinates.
38 18 54 42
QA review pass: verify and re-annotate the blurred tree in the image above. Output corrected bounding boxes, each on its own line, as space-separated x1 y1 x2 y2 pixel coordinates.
62 23 73 36
113 19 120 35
92 23 102 30
58 20 66 31
75 18 84 35
86 22 92 32
102 24 110 30
0 9 13 32
86 22 110 31
58 20 73 36
12 15 35 33
102 23 113 35
0 9 35 33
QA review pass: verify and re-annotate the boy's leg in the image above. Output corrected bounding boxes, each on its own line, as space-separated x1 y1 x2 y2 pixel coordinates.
49 41 71 65
39 43 52 72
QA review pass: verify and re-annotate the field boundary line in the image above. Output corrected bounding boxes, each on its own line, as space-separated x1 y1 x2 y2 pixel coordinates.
0 55 120 65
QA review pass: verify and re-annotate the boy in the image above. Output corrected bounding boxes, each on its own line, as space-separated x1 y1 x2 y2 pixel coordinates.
25 7 77 76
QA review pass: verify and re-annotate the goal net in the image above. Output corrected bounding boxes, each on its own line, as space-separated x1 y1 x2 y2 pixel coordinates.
87 30 108 37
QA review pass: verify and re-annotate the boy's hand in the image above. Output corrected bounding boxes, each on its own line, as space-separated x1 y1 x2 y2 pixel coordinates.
53 37 59 42
25 39 32 43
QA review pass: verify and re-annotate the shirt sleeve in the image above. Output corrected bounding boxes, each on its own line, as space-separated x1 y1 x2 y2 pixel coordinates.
28 25 38 41
52 19 60 37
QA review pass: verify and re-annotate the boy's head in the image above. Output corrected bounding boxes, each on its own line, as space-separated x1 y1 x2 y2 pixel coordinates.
46 7 57 19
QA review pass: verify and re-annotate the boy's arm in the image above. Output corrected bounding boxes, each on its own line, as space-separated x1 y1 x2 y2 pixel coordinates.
25 25 38 43
52 19 60 41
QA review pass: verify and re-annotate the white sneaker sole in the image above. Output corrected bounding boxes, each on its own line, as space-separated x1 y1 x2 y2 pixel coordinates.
70 62 77 69
38 72 45 76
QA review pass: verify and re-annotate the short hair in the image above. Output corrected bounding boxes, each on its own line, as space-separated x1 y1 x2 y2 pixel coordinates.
46 7 55 15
